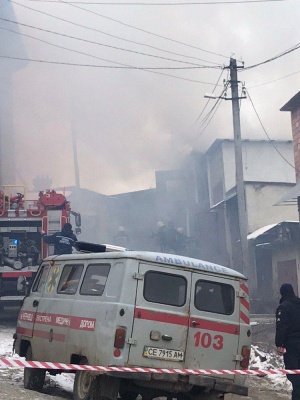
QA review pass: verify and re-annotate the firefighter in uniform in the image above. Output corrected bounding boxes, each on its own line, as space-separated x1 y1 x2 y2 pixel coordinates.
42 223 77 255
276 283 300 400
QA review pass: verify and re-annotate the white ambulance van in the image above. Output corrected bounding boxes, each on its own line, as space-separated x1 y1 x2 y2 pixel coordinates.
14 243 251 400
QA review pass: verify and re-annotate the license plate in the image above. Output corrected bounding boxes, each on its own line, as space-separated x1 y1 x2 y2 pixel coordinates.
143 346 184 361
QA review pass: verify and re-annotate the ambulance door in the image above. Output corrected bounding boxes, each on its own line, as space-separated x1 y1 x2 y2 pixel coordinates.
32 262 84 363
185 275 240 373
128 263 191 368
17 263 51 341
26 262 83 362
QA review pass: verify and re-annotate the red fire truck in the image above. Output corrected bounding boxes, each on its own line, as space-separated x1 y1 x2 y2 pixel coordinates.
0 185 81 309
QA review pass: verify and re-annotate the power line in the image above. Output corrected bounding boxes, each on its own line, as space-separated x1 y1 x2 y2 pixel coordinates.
245 87 295 169
0 52 222 84
243 42 300 70
57 0 228 59
20 0 289 4
0 54 217 69
178 79 229 152
0 17 221 68
192 68 226 126
248 69 300 89
197 82 228 133
9 0 224 66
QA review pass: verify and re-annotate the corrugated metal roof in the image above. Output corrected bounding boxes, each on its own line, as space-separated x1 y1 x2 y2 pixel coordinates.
280 91 300 112
247 221 299 240
247 224 277 240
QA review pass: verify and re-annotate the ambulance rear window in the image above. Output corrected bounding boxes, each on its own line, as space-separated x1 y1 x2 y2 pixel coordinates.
80 264 110 296
144 271 186 307
194 280 234 315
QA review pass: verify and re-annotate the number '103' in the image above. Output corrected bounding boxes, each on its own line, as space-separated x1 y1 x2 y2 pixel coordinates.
194 331 224 350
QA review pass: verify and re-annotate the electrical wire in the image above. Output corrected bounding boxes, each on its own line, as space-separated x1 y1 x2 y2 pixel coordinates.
176 81 229 157
244 42 300 70
192 68 226 126
245 87 295 169
0 54 218 69
0 17 221 68
197 83 228 132
57 0 228 59
248 69 300 89
20 0 289 4
9 0 224 66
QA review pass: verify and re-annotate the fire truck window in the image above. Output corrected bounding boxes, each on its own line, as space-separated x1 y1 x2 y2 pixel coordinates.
32 264 51 293
57 264 84 294
144 271 187 307
80 264 110 296
194 280 234 315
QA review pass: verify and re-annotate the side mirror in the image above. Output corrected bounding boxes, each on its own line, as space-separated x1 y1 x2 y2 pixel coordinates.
17 275 27 294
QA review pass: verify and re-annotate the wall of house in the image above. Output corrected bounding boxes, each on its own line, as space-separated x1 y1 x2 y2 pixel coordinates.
222 140 295 195
291 107 300 179
246 184 298 234
272 243 300 298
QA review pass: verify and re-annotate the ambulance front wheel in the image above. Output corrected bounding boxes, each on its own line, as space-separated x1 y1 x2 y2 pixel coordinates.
24 345 46 391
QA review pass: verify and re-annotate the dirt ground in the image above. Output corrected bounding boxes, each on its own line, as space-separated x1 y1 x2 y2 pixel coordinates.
0 379 292 400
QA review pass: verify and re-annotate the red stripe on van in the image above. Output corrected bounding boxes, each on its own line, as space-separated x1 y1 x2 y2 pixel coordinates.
189 318 240 335
2 272 33 278
240 283 249 295
33 329 65 342
134 308 239 335
240 298 250 311
19 311 96 332
134 308 189 326
240 311 250 325
16 326 32 336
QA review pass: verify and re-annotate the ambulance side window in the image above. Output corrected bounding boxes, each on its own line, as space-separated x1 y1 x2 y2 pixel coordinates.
57 264 84 294
80 264 110 296
32 264 50 293
194 280 234 315
144 271 186 307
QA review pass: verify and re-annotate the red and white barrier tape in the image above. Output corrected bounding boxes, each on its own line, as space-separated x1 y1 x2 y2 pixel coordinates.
0 358 297 375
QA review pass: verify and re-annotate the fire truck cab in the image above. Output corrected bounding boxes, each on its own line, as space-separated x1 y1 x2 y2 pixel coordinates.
14 242 251 400
0 185 80 309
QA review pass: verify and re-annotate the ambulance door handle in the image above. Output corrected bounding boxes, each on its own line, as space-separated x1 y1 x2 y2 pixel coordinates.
33 300 39 307
191 321 199 327
162 335 172 341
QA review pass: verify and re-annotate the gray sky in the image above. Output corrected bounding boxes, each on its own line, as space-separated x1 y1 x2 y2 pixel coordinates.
1 0 300 194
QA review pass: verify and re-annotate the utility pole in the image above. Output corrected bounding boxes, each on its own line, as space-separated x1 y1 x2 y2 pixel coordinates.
229 58 250 279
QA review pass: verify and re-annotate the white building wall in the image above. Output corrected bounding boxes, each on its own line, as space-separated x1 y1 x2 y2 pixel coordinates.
222 141 296 194
246 184 298 234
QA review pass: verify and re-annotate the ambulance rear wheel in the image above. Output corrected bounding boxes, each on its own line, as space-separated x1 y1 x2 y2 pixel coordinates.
119 389 137 400
24 345 46 391
73 357 97 400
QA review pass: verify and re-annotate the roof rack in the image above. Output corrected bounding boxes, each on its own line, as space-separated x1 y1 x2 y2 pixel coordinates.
74 241 127 253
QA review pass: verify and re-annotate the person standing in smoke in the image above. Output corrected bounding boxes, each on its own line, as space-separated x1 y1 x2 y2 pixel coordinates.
42 223 77 255
175 227 187 255
166 221 177 253
114 226 130 248
156 221 167 252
